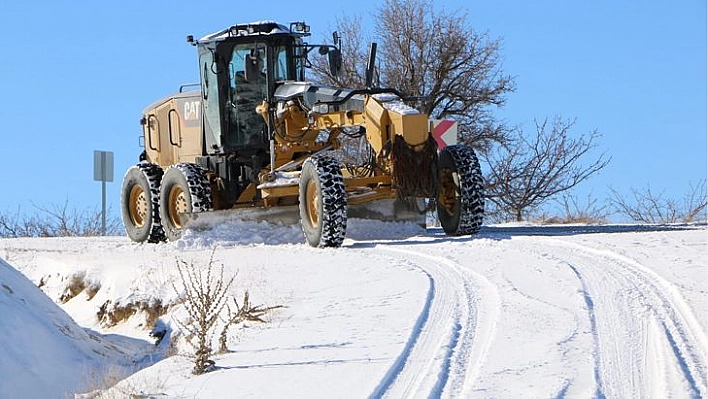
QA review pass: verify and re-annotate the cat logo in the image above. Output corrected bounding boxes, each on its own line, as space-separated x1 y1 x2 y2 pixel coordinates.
184 100 201 121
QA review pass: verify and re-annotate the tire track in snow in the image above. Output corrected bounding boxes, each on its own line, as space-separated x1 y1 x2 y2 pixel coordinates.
565 262 607 398
369 268 435 398
369 246 500 398
542 238 708 398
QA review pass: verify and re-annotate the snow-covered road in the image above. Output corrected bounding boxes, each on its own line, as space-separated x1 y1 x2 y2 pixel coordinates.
366 244 500 398
0 222 706 398
362 228 707 398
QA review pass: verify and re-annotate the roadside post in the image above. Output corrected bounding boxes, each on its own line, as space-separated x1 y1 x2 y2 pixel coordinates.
93 150 114 236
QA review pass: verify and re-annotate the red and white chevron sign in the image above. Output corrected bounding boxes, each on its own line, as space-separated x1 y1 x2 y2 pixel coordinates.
431 119 458 148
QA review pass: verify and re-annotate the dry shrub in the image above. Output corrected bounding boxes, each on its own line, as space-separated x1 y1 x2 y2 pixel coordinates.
542 193 609 224
171 250 283 374
76 364 169 399
218 291 284 354
171 250 234 375
58 272 102 303
610 181 707 224
0 201 122 238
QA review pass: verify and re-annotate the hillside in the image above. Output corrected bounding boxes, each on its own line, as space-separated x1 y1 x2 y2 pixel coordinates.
0 221 706 397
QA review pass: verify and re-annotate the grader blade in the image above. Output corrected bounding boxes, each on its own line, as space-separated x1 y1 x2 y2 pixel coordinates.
182 206 301 231
180 198 426 236
348 198 427 226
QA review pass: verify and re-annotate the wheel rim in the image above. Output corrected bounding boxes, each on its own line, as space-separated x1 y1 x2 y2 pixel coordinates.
306 179 320 227
438 168 460 216
168 185 188 229
128 185 148 228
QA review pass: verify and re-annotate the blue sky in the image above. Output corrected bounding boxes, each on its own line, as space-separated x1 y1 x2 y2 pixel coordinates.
0 1 705 220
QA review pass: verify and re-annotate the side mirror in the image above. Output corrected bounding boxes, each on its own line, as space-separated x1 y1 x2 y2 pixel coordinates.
328 49 342 77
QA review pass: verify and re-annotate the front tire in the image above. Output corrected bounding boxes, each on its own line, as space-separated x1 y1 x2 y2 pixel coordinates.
436 144 485 236
299 155 348 247
121 163 165 243
159 163 212 241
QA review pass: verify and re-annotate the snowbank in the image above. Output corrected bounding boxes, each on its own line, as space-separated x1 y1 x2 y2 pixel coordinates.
0 258 152 397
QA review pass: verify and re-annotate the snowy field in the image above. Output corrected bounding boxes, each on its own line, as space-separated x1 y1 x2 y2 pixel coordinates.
0 221 706 398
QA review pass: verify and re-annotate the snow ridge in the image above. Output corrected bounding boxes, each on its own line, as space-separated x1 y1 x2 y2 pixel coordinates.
371 246 500 398
369 269 435 398
566 262 607 398
544 238 708 398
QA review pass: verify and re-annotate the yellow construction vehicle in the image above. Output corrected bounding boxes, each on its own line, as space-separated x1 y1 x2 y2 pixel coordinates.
120 21 484 247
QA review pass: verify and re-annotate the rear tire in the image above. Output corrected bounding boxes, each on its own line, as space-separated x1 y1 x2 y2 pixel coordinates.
159 163 212 241
299 155 348 247
436 144 485 236
121 163 165 243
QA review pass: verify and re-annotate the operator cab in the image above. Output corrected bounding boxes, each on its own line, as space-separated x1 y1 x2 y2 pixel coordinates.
188 21 339 156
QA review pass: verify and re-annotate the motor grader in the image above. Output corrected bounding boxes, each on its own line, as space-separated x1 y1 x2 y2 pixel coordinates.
120 21 484 247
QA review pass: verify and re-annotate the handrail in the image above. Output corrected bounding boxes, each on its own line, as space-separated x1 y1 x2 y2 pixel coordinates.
146 115 159 151
179 83 200 93
167 109 181 147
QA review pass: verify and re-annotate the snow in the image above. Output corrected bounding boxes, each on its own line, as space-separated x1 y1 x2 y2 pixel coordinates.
200 21 291 42
0 254 153 397
0 222 706 398
373 93 420 115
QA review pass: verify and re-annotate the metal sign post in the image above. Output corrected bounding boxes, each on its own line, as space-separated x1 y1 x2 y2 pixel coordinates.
93 150 114 236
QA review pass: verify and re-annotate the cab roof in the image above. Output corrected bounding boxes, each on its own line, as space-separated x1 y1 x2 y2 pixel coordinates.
197 21 309 44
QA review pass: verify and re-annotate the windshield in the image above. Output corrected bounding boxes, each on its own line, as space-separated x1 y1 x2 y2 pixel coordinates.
221 38 304 149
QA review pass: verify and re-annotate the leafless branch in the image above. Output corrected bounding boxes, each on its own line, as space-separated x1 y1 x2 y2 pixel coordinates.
484 117 610 221
0 202 121 237
218 291 284 354
610 180 707 224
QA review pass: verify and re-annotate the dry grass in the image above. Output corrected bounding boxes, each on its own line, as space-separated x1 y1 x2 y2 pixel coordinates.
59 273 87 303
58 272 102 303
76 364 173 399
96 299 168 329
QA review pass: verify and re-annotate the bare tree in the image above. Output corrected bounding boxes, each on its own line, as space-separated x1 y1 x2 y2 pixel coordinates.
377 0 514 151
684 180 708 222
310 16 370 89
0 210 22 237
0 202 122 238
610 180 707 224
484 117 610 221
307 0 613 224
309 0 515 151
